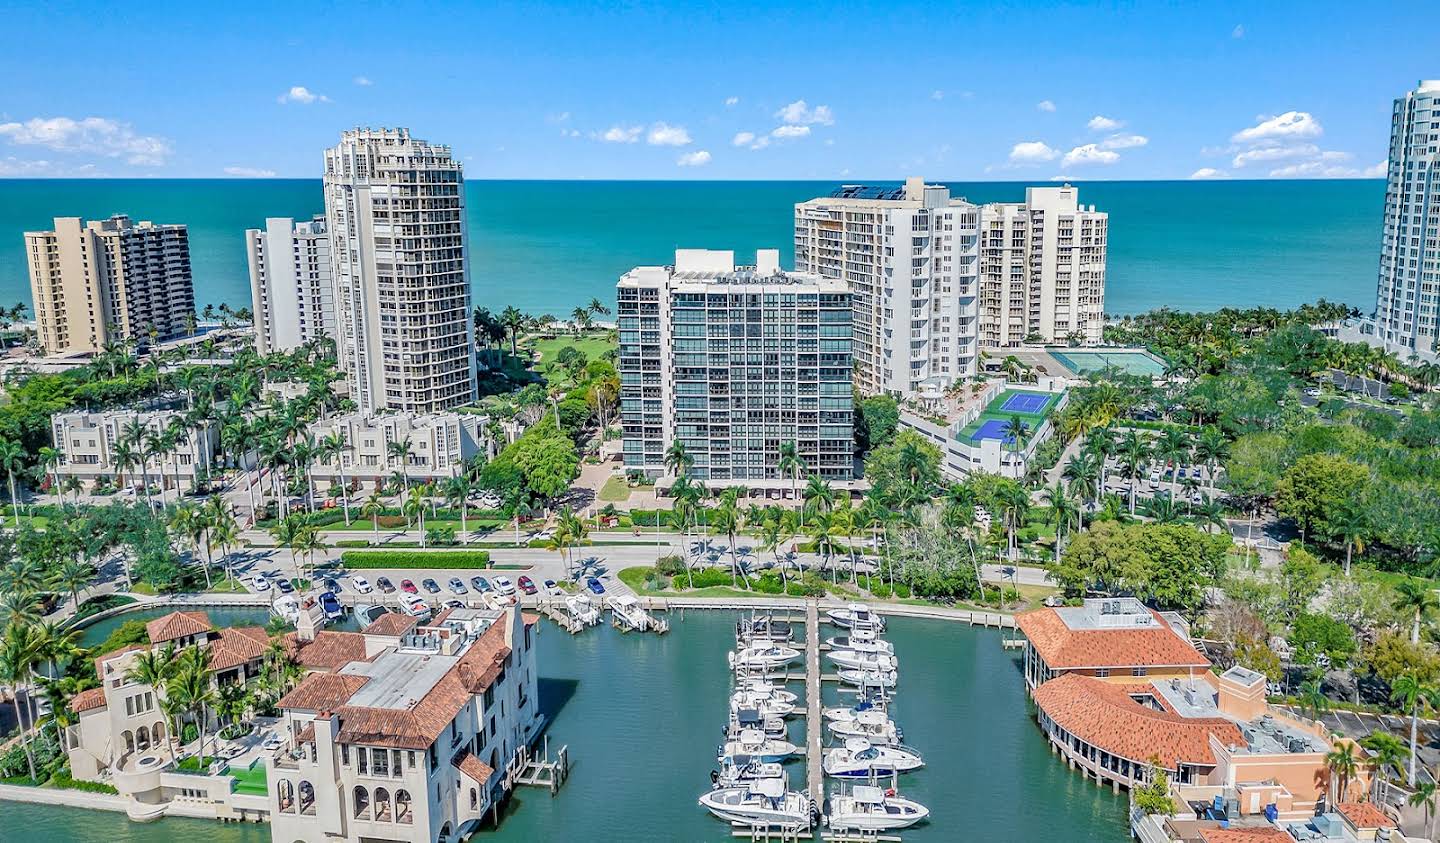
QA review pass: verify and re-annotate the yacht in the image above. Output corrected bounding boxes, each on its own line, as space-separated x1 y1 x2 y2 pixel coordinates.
727 707 788 739
826 603 886 631
823 632 894 656
354 604 388 627
718 728 798 763
826 786 929 831
318 590 344 621
828 710 903 746
731 689 797 719
737 679 799 706
823 739 924 778
712 755 784 788
270 595 300 624
698 778 811 827
837 668 898 689
823 698 888 724
736 614 794 643
827 648 898 673
564 593 601 626
728 643 802 672
609 594 652 631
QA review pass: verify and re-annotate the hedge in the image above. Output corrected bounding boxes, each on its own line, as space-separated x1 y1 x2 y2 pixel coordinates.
340 550 492 569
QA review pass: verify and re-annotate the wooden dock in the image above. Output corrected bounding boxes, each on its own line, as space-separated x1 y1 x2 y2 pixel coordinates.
805 600 823 820
506 737 570 795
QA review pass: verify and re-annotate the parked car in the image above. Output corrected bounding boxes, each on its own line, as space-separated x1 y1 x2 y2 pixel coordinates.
249 576 272 593
1303 386 1322 397
275 578 295 594
400 579 419 594
448 577 468 594
543 579 561 595
350 576 373 595
377 576 396 594
493 576 516 596
472 576 493 593
517 575 537 595
323 577 343 594
443 599 465 610
585 577 605 595
422 578 442 594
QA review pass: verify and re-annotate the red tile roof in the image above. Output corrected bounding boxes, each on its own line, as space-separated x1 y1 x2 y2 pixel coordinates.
209 627 269 672
69 686 107 713
146 610 213 644
1198 829 1292 843
1032 673 1242 770
1016 607 1209 670
362 612 418 637
522 612 540 627
452 749 494 785
279 673 372 712
283 631 369 672
1337 802 1396 829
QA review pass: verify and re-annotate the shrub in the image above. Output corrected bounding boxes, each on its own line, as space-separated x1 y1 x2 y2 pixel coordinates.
655 555 688 577
71 593 137 622
340 550 492 569
426 526 458 546
182 723 199 744
90 618 151 657
50 769 119 794
628 509 673 527
335 539 370 548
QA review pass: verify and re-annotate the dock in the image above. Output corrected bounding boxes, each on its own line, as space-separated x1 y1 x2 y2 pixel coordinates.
506 737 570 795
805 600 823 819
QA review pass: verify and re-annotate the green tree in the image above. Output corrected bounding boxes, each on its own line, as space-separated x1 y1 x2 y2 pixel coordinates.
1394 580 1440 644
1131 757 1173 815
857 395 899 454
1392 673 1435 786
1275 453 1369 542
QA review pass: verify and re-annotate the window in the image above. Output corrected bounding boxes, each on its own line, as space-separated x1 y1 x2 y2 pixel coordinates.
1131 667 1147 677
1095 668 1109 678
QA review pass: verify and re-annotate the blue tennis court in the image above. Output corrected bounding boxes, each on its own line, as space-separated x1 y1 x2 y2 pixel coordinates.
971 418 1023 443
999 392 1051 414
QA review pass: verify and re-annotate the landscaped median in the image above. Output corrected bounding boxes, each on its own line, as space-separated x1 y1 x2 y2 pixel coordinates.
339 550 493 569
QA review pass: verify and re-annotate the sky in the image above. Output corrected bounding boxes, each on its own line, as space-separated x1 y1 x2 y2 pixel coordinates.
0 0 1436 181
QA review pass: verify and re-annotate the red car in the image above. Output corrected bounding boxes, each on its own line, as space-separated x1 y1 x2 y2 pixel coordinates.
517 575 538 595
400 578 419 595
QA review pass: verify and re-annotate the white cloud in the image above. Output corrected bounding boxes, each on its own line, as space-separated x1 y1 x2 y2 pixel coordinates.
1062 144 1120 167
677 150 711 167
724 96 739 107
732 132 756 147
353 76 373 87
599 125 642 143
1232 24 1245 39
931 90 945 101
0 116 172 166
1087 115 1123 131
1009 141 1059 164
774 100 834 126
1362 161 1387 177
277 85 329 105
1036 100 1056 112
546 111 571 124
1049 175 1077 182
823 139 835 146
1100 133 1147 150
647 123 692 146
561 128 581 138
1231 111 1322 143
1232 143 1319 167
771 125 811 139
1189 167 1229 180
223 166 277 177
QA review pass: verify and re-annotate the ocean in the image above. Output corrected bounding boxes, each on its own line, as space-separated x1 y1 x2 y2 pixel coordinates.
0 179 1384 318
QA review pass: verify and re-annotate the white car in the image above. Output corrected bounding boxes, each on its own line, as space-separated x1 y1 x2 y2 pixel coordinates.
493 576 516 596
1303 386 1322 397
249 576 272 593
532 529 554 542
350 575 373 594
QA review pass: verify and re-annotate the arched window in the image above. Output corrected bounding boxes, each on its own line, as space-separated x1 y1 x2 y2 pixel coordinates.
123 730 135 754
298 780 315 815
136 725 150 750
152 721 165 742
396 789 413 824
469 787 478 811
277 779 295 813
374 787 392 822
353 785 370 819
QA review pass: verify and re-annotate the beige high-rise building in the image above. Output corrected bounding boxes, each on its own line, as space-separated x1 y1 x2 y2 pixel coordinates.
323 128 477 414
978 186 1107 347
25 215 196 355
247 216 335 355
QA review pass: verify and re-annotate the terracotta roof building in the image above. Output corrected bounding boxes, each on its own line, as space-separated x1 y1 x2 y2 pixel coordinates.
1197 828 1293 843
283 630 370 672
146 610 214 645
1016 598 1208 691
1336 801 1397 831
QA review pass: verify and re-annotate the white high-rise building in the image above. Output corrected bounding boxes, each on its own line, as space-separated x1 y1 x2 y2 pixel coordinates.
978 186 1107 348
246 216 335 355
1375 80 1440 356
794 178 980 397
323 128 477 414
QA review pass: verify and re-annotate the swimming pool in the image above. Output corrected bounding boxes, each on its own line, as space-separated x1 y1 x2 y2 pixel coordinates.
1049 348 1167 377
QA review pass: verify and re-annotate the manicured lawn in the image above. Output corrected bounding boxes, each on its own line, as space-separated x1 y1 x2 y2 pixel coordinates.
598 475 631 502
528 332 616 385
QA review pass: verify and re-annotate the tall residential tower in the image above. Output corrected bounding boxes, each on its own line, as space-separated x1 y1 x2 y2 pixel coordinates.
323 128 477 413
25 215 196 355
1375 80 1440 356
246 216 335 355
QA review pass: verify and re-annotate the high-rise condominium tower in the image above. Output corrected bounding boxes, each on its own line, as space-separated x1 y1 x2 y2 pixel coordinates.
246 216 334 355
323 128 477 413
25 215 196 355
617 249 854 485
978 186 1107 348
794 178 980 397
1375 80 1440 356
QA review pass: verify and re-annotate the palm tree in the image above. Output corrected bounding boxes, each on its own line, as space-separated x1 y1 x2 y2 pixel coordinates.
1298 677 1331 723
291 528 328 582
554 509 588 579
268 515 305 584
1192 427 1228 494
361 491 385 536
404 485 429 545
808 510 841 579
444 474 473 542
1322 742 1360 804
1334 503 1369 578
52 556 95 611
758 515 789 592
36 446 61 500
803 475 835 522
205 498 241 585
319 431 352 526
1360 730 1410 787
777 441 804 521
1411 780 1440 841
1392 673 1434 785
0 590 42 630
1395 581 1440 644
587 297 611 318
1118 430 1150 516
0 438 26 517
1141 495 1183 525
500 306 527 356
387 437 413 495
1062 451 1100 528
663 440 692 479
0 624 44 780
1001 415 1029 478
169 647 215 765
710 502 745 588
1155 428 1192 487
1041 481 1077 562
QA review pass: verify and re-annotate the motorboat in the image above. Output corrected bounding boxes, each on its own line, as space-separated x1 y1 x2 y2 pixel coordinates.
737 679 799 707
698 778 811 827
828 710 903 746
318 590 344 621
270 595 300 624
837 668 898 689
712 755 784 788
823 698 887 724
826 785 929 831
718 728 798 763
826 603 886 632
609 594 657 631
354 604 388 627
564 594 601 626
827 648 898 673
736 614 794 643
823 739 924 778
731 689 796 719
727 707 788 739
728 644 802 672
824 633 894 656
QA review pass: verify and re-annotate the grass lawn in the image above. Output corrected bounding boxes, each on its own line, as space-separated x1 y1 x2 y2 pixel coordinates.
175 755 219 773
528 332 616 386
598 475 632 502
207 579 250 594
1 515 49 528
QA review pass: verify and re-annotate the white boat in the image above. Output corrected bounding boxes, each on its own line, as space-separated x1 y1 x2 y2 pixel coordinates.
827 785 929 831
699 778 811 828
824 634 894 656
270 595 300 624
837 668 898 689
718 728 798 763
827 649 898 673
728 707 788 738
564 594 601 626
737 679 799 706
354 604 388 627
823 699 887 723
609 594 655 631
731 689 796 719
823 739 924 778
828 710 903 746
728 644 802 672
826 603 886 631
736 614 794 643
712 755 784 788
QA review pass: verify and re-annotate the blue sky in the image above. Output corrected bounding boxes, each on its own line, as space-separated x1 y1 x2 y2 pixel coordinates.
1 0 1435 180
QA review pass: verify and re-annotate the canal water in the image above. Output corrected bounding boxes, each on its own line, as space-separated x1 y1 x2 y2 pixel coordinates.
20 612 1128 842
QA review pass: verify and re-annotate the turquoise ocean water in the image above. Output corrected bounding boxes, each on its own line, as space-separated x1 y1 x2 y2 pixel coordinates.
0 179 1383 318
